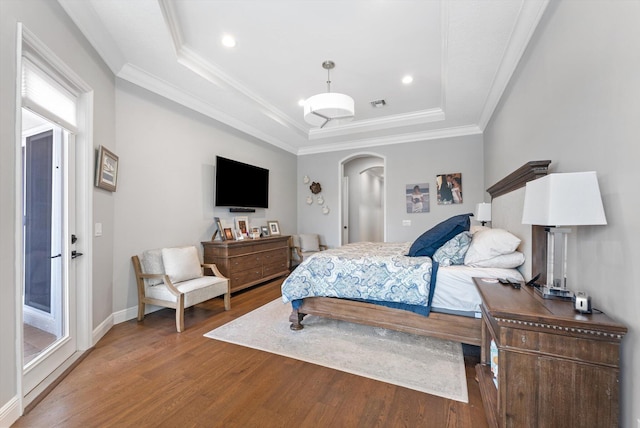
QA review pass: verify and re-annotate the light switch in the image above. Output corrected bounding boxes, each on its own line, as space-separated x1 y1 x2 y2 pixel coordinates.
402 220 411 226
95 222 103 237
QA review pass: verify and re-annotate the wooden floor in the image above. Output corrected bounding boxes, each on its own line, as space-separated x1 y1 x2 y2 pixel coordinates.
14 278 489 428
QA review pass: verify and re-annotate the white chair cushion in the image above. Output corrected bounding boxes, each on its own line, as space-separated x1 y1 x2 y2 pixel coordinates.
146 276 228 307
162 246 203 283
299 234 320 252
141 248 164 286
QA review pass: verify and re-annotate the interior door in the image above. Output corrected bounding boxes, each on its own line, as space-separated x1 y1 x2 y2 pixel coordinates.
22 111 77 397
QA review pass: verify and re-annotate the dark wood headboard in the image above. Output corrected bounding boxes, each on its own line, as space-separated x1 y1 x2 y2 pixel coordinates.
486 160 550 282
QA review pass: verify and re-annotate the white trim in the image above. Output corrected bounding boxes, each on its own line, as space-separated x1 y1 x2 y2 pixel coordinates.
16 23 94 415
478 0 550 130
92 314 114 346
298 124 482 156
0 396 20 428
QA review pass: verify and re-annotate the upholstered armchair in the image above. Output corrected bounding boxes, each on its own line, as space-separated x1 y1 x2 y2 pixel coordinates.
131 246 230 332
290 234 327 268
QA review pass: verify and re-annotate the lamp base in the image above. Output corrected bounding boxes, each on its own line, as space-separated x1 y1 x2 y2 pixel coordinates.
534 284 574 300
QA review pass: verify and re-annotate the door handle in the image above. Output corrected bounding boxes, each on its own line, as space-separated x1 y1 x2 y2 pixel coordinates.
51 253 62 259
71 250 84 259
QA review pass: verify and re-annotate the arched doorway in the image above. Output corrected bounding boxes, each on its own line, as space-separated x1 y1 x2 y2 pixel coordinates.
341 154 385 245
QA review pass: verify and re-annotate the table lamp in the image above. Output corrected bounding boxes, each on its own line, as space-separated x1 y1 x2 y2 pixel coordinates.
475 203 492 226
522 172 606 299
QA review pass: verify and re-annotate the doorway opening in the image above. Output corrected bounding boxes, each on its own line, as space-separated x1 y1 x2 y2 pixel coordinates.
341 154 385 245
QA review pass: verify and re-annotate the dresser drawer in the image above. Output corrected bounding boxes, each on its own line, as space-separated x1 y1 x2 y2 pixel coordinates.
230 268 263 286
263 260 288 276
229 254 261 271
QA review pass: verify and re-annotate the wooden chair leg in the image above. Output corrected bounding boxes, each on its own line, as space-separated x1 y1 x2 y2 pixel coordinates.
223 292 231 311
137 302 145 321
176 295 185 333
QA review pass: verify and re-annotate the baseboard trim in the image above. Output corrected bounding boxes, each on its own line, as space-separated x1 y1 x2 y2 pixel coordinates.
113 304 161 325
92 313 114 346
0 395 20 428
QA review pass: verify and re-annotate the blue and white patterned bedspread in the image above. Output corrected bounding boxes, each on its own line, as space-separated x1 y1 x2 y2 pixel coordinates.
281 242 436 307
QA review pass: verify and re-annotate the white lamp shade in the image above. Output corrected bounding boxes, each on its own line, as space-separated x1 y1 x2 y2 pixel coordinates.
475 202 492 222
522 172 607 226
303 92 355 126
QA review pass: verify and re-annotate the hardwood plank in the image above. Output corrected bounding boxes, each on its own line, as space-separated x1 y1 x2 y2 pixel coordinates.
14 279 489 428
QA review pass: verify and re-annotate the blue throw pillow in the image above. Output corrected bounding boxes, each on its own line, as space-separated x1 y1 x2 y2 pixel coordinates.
408 213 472 257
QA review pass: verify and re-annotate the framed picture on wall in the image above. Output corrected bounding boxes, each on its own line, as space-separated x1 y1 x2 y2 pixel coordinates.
406 183 429 213
436 173 463 205
95 145 119 192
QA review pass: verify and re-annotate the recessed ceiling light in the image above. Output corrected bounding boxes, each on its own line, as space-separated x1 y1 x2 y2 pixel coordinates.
402 75 413 85
298 99 306 107
221 34 236 48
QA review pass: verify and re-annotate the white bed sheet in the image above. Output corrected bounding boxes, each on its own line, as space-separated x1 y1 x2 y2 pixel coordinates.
431 265 524 315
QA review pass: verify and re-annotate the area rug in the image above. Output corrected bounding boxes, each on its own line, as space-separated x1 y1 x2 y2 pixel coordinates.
204 299 468 402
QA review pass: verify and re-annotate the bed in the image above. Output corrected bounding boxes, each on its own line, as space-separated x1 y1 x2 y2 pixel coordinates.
282 161 550 346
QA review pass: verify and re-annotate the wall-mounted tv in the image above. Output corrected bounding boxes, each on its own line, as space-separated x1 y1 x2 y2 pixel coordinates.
215 156 269 209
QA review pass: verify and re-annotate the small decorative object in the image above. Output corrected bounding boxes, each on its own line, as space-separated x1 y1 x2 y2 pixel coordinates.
267 220 281 236
303 175 310 184
436 173 463 205
250 227 261 239
310 181 322 194
234 216 249 236
317 196 324 205
406 183 430 213
224 228 234 240
260 225 270 237
233 229 244 240
214 217 225 240
95 145 119 192
322 206 330 215
306 195 313 204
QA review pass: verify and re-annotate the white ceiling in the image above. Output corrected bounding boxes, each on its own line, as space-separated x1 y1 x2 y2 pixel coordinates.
58 0 549 155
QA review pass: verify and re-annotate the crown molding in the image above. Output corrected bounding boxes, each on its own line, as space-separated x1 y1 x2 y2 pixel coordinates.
57 0 125 75
298 124 482 156
117 63 299 155
308 108 445 140
478 0 550 130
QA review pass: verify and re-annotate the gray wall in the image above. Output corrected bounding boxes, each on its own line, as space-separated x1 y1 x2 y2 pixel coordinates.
484 1 640 426
0 0 116 417
112 81 297 316
297 134 485 248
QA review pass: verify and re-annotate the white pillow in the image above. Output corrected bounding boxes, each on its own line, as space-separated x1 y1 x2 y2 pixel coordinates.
466 251 525 268
464 228 521 265
299 234 320 252
161 246 202 283
141 248 164 286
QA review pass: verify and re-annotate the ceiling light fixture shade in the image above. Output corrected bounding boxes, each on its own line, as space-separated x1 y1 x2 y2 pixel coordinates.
303 60 354 128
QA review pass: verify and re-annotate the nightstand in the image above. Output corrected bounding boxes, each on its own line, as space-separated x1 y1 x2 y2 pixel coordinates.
473 277 627 428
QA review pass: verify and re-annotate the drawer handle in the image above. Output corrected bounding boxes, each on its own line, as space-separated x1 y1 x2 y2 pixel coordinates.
521 335 526 343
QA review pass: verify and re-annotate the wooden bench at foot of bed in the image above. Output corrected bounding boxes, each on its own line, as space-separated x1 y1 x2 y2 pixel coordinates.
289 297 482 347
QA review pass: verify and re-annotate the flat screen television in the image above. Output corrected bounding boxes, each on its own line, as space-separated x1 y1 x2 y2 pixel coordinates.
215 156 269 209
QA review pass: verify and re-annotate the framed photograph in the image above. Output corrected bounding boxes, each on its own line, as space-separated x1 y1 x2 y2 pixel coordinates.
214 217 225 241
406 183 430 213
267 220 281 236
95 145 119 192
234 216 249 236
233 229 244 240
260 225 270 237
224 228 234 240
437 173 463 205
250 227 261 239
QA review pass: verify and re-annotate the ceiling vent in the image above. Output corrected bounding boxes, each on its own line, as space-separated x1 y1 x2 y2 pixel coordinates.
370 99 386 108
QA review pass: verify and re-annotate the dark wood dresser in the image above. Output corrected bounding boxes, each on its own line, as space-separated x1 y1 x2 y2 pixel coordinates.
473 277 627 428
202 235 290 293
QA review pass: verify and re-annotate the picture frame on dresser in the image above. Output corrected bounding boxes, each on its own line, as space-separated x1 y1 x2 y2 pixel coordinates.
234 216 249 236
224 228 234 240
260 225 270 237
267 220 280 235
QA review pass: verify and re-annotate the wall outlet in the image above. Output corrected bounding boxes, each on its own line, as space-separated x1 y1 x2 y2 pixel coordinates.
402 220 411 226
95 222 103 237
